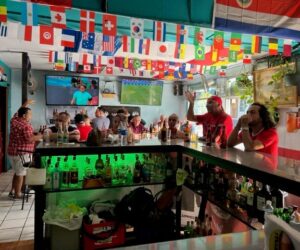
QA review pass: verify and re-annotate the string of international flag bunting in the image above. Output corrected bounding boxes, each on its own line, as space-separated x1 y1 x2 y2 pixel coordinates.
0 0 296 79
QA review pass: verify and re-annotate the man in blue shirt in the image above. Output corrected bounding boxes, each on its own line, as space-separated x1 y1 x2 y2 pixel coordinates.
71 84 92 105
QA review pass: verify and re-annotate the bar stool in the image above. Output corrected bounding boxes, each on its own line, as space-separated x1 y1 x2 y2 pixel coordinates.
18 151 35 210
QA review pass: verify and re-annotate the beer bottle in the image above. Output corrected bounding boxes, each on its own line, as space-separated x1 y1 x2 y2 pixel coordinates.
270 186 284 209
161 120 167 142
206 125 212 146
220 125 227 148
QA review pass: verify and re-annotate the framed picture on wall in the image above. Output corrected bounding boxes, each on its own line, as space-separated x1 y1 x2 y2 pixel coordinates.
253 63 298 107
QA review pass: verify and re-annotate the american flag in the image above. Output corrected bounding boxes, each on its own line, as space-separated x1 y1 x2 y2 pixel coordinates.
102 35 115 52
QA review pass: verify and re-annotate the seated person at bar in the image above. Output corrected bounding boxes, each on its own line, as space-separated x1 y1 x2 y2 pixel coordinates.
185 91 233 142
74 113 93 142
129 115 147 134
49 112 80 142
228 103 278 155
159 114 185 139
92 106 110 131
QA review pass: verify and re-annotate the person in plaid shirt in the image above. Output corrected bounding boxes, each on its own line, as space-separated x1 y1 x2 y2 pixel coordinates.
7 99 42 199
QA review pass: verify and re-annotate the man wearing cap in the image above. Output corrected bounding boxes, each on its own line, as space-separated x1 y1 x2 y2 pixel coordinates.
185 91 233 142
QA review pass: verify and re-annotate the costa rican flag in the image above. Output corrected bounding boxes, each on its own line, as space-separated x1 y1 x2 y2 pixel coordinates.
80 10 95 33
153 21 166 42
102 35 115 52
213 0 300 41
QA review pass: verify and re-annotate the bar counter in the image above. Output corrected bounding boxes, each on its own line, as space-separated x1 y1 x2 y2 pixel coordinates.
34 139 300 250
116 230 265 250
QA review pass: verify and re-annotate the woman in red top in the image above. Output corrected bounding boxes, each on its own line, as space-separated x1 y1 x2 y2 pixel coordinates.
74 113 93 142
228 103 278 156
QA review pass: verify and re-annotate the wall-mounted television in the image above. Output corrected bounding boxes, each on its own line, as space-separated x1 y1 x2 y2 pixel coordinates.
45 75 99 106
120 79 163 106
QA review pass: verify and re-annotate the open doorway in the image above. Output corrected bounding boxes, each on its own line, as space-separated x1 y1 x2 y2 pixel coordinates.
0 86 8 173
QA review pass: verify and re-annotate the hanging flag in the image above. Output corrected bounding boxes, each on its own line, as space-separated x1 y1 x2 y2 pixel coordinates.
122 36 135 53
153 21 166 41
102 14 117 36
79 53 93 65
93 64 102 74
157 42 169 57
176 24 188 44
130 18 143 39
229 50 238 62
102 35 115 52
213 31 224 50
213 0 300 41
54 60 66 71
194 27 204 45
48 51 57 63
80 10 95 33
229 33 241 51
0 0 7 22
106 66 113 75
81 32 95 50
18 24 32 41
78 64 93 73
0 21 7 37
251 35 262 54
61 29 76 48
114 57 124 68
179 44 186 59
195 45 205 60
21 2 38 26
218 66 227 77
243 49 252 64
211 48 218 62
269 38 278 55
133 58 141 69
50 6 66 29
209 66 217 75
283 39 292 57
39 25 54 45
138 39 150 55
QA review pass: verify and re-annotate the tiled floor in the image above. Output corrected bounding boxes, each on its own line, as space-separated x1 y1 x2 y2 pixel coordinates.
0 170 34 243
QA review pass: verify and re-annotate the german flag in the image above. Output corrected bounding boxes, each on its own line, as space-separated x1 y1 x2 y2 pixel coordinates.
269 38 278 55
251 35 262 54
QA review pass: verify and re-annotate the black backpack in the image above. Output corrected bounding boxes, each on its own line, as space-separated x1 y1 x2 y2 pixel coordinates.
114 187 155 226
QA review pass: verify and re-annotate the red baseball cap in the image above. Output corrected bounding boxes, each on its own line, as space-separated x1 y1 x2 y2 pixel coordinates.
208 96 222 106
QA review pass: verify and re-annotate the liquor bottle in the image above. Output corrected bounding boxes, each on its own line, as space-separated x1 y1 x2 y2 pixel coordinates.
270 186 284 208
142 154 151 183
149 124 153 134
161 121 167 142
246 180 257 218
44 159 52 189
57 123 64 145
184 124 191 142
104 157 112 185
61 158 70 188
43 127 50 146
219 124 227 148
133 155 142 183
206 125 212 146
95 154 105 177
52 162 60 190
62 124 69 143
69 156 79 188
85 157 94 178
256 183 272 222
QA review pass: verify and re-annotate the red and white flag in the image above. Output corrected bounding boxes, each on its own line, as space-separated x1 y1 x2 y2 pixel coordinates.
157 42 170 57
102 14 117 36
80 10 95 33
79 53 93 65
50 6 66 29
39 25 54 45
106 66 113 75
18 24 33 41
283 39 292 57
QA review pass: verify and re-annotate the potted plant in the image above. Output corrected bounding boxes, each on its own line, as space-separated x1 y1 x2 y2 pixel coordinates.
231 72 254 104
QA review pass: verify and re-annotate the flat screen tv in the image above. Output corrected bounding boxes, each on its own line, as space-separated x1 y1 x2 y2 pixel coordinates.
45 75 99 106
120 79 163 106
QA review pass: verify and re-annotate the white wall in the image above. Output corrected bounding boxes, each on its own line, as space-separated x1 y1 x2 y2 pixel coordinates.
25 70 186 128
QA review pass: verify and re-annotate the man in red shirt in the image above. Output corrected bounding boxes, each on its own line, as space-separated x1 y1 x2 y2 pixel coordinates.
227 103 278 156
7 100 42 199
185 91 233 142
74 113 92 141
